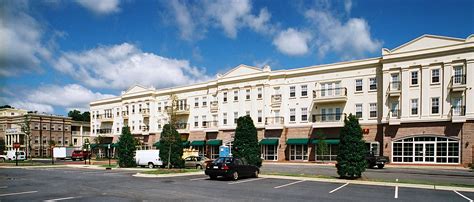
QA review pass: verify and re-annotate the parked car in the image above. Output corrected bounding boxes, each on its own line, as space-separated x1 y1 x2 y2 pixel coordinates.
0 153 7 162
366 151 389 169
205 157 259 180
135 150 163 168
184 156 210 169
4 150 26 161
71 150 91 161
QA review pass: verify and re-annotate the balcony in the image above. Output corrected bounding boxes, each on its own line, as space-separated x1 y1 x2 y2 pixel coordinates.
141 125 150 135
265 117 284 130
271 94 282 107
175 122 190 133
313 87 347 103
450 106 466 123
139 108 150 117
449 75 467 92
210 101 218 113
122 111 129 118
387 81 401 97
98 114 113 122
203 120 218 132
311 113 345 128
97 128 112 135
388 109 401 125
166 105 190 115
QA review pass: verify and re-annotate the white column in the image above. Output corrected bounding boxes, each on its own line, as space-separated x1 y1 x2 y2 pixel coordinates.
466 59 474 118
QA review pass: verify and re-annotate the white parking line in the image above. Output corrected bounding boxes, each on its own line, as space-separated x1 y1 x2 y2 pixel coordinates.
228 178 265 184
453 190 473 202
44 196 81 201
0 186 7 189
394 186 398 199
274 180 305 189
329 183 349 194
190 177 208 181
0 191 38 197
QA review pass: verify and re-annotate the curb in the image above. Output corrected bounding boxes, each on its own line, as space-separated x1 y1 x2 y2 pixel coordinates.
259 174 474 192
133 171 205 178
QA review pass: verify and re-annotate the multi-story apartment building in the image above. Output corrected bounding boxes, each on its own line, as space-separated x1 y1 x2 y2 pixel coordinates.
90 34 474 166
0 108 89 157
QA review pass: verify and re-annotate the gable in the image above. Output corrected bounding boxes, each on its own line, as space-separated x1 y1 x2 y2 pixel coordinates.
391 35 464 54
221 65 263 78
122 85 152 95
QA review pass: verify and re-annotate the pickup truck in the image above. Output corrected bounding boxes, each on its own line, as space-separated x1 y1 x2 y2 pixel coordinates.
366 151 389 169
71 150 91 161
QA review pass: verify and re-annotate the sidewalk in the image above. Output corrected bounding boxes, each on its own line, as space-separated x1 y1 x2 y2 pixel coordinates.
262 161 470 170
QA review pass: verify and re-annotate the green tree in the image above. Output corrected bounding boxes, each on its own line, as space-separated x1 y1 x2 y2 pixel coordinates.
0 105 12 109
159 124 183 168
117 126 137 167
233 115 262 167
68 110 83 121
315 130 329 162
336 114 367 179
82 111 91 122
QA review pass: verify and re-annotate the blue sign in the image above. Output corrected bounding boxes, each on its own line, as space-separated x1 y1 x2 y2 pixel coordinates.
219 146 230 157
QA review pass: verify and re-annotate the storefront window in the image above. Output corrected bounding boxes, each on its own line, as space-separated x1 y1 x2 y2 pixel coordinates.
289 145 308 161
392 136 459 164
261 145 278 161
210 146 219 159
315 144 339 161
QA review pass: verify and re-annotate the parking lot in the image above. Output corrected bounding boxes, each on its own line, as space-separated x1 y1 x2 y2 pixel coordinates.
0 167 473 201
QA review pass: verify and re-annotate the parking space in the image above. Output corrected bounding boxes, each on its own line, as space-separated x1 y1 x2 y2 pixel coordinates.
0 168 472 201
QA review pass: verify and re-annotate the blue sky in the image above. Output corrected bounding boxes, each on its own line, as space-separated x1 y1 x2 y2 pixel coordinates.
1 0 473 115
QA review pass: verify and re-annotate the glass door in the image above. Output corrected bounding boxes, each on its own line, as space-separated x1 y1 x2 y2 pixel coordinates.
391 102 399 118
425 143 435 162
452 98 462 115
414 143 424 162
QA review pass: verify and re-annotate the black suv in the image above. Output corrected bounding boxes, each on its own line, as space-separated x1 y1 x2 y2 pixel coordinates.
205 157 259 180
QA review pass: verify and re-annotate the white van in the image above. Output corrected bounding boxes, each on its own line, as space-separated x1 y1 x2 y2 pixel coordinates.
135 150 163 168
6 150 26 161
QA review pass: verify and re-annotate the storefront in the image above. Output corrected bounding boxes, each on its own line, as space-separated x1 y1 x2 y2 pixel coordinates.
207 139 222 159
312 139 340 161
286 138 309 161
259 138 278 161
391 136 460 164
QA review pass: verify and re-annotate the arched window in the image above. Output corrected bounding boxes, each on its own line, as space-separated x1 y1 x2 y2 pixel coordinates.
392 136 459 164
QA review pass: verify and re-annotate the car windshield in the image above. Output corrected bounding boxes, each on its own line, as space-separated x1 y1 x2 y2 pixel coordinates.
212 157 232 164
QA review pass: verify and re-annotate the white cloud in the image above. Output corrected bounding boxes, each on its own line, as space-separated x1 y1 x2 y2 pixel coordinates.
344 0 352 14
76 0 120 15
167 0 275 40
53 43 212 90
10 101 55 114
305 9 381 59
0 2 52 77
273 28 312 56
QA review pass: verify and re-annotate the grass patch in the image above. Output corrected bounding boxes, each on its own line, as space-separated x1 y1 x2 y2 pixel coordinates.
143 169 200 175
0 160 52 166
262 172 474 188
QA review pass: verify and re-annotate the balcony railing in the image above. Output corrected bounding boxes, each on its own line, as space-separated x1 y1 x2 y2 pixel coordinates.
387 81 401 96
175 122 189 130
390 109 400 119
449 75 467 91
265 117 284 125
313 87 347 103
271 94 282 106
98 114 113 122
141 125 150 132
203 120 218 128
122 111 129 117
139 108 150 116
312 113 345 123
97 128 112 134
451 105 466 116
166 105 190 114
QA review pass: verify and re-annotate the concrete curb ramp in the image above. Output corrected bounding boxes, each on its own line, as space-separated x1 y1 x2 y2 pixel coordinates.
260 174 474 193
134 171 205 178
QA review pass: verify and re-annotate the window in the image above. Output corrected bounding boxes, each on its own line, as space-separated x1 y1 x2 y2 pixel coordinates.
316 144 339 161
35 136 39 144
301 85 308 97
355 104 363 118
369 78 377 90
210 145 219 159
257 110 262 123
157 103 162 111
392 137 459 164
369 103 377 118
234 112 238 124
257 88 262 99
223 92 227 102
289 86 296 97
411 99 418 115
194 98 199 107
432 69 440 83
355 79 363 92
431 97 439 114
202 115 207 127
234 90 239 101
301 108 308 122
73 138 78 146
290 108 296 122
223 113 227 125
194 116 199 127
132 105 135 114
261 145 278 161
202 97 207 107
411 71 418 85
289 145 308 161
246 111 250 116
246 89 251 100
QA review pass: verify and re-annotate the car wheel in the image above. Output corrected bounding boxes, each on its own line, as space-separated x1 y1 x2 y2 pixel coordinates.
148 163 154 169
209 175 217 180
196 165 202 170
232 171 239 181
72 158 76 161
253 170 259 178
377 164 385 169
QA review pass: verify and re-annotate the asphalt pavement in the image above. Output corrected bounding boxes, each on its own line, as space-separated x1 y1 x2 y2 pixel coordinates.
0 167 473 201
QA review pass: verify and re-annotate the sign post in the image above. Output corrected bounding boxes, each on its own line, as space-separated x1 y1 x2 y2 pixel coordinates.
108 144 111 169
51 146 54 165
13 142 20 166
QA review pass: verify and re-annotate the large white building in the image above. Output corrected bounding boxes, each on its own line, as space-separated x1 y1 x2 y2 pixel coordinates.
90 34 474 166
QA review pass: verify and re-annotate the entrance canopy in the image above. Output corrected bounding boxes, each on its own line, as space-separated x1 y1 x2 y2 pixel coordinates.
311 139 340 145
286 138 309 145
259 139 279 145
